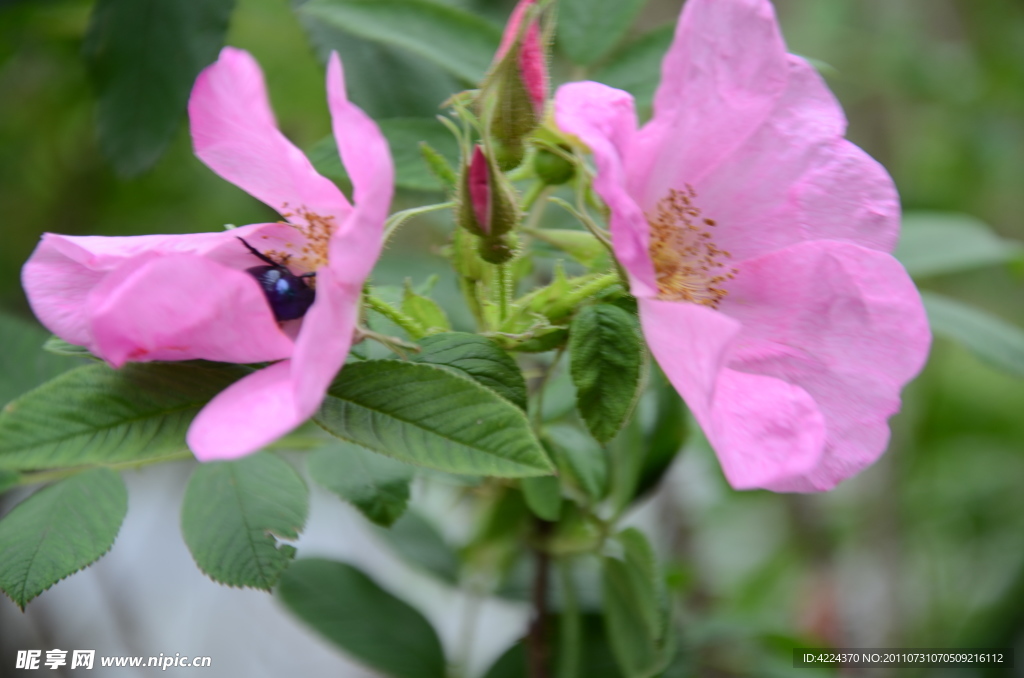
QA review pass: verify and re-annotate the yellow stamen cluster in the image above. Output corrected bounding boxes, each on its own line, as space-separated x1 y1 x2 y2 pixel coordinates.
260 204 337 287
647 186 737 308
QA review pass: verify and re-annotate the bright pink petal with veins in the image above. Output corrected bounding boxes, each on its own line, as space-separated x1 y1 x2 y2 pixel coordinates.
325 51 393 285
639 299 827 490
187 361 304 461
189 47 351 226
87 253 292 367
721 241 930 491
554 82 657 297
677 57 899 262
633 0 788 202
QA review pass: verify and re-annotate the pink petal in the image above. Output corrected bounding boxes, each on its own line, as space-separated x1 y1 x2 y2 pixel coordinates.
87 253 292 367
722 240 931 491
639 299 827 490
280 52 390 433
187 361 305 461
325 52 393 286
495 0 535 60
672 57 899 262
21 224 305 350
633 0 789 202
290 265 360 416
22 234 109 346
189 47 352 227
554 82 657 298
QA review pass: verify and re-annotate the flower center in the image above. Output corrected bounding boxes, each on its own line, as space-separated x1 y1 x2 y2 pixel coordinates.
647 186 737 308
261 204 337 282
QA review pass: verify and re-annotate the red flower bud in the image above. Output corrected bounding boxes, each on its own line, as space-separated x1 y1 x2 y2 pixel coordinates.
493 0 547 117
457 145 519 238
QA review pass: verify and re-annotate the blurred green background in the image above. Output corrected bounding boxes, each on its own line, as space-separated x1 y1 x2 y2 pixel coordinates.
1 0 1023 675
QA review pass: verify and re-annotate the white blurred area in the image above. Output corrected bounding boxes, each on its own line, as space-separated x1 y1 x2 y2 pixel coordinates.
0 461 529 678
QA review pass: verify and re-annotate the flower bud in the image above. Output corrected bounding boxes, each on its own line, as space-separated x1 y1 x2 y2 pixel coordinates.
478 233 519 265
457 145 520 238
480 0 549 170
533 146 575 185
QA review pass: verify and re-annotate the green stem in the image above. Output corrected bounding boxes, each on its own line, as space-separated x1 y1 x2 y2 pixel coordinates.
548 197 611 249
384 201 455 241
356 326 421 358
496 263 512 324
17 451 193 487
532 347 565 429
520 182 549 213
561 271 621 306
555 557 582 678
364 294 427 339
549 196 632 284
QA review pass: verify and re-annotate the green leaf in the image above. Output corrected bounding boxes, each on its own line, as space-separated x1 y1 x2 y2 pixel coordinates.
0 362 252 471
301 0 501 84
413 332 528 410
83 0 235 176
420 141 458 191
544 424 607 502
895 211 1024 277
308 442 413 527
0 313 84 408
569 304 645 442
315 360 551 476
181 452 308 590
593 24 674 112
374 510 460 584
278 558 447 678
403 279 451 336
301 15 460 120
42 336 99 360
558 0 649 65
308 118 461 192
922 292 1024 377
0 469 127 609
522 475 562 521
602 529 673 678
0 471 20 495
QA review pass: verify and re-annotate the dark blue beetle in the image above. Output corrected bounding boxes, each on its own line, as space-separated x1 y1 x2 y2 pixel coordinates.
237 237 316 322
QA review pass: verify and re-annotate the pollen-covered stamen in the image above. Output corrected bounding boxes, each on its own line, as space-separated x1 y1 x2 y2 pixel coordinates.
647 186 738 308
263 203 338 287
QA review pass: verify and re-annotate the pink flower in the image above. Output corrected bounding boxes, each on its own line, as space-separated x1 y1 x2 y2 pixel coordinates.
21 47 393 461
554 0 930 492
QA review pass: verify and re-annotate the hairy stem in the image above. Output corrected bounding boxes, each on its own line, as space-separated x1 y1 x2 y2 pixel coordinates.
496 263 512 324
364 294 428 339
383 201 455 241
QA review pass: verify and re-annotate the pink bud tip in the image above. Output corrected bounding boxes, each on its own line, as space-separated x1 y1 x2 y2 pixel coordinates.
469 146 491 233
495 0 547 115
